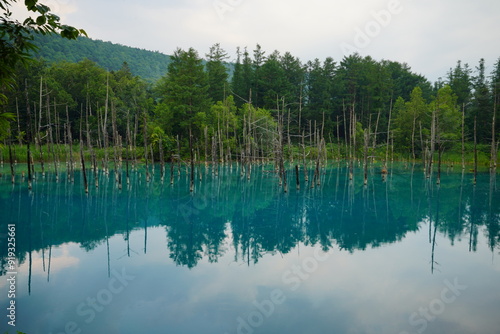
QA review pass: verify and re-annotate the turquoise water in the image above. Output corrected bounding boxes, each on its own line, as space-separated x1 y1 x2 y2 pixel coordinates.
1 163 499 334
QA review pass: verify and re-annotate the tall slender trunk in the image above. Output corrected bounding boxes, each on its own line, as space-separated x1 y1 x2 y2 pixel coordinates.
133 113 139 168
363 129 369 185
419 122 425 175
461 104 465 170
8 137 15 184
79 118 88 194
47 95 58 181
189 126 195 192
302 131 308 182
474 116 478 185
428 106 436 178
437 143 442 185
159 136 164 181
103 75 110 174
80 139 88 194
336 116 341 160
15 97 22 145
491 97 497 170
385 99 393 170
37 77 45 176
66 105 74 182
373 109 381 162
411 107 417 161
143 114 150 182
125 112 131 185
25 79 33 189
295 164 300 190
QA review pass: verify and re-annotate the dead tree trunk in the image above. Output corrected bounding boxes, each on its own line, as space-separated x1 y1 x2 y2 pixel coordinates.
437 143 442 185
126 112 131 185
373 109 381 162
143 114 150 182
491 97 497 170
25 79 33 190
103 75 110 174
474 116 478 185
159 136 164 182
8 136 15 184
384 99 393 174
302 131 308 182
461 104 466 170
363 129 369 185
80 139 88 194
428 106 436 178
66 105 74 182
295 164 300 190
15 97 22 145
189 127 195 192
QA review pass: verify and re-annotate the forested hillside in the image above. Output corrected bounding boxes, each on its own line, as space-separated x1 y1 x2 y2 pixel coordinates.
32 34 172 81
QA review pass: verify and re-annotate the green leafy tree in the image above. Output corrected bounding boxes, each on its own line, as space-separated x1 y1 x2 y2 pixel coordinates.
447 60 472 107
491 58 500 147
158 47 210 140
257 50 286 110
231 47 244 105
391 97 410 151
393 87 430 157
471 58 492 143
305 57 337 128
252 44 266 107
206 43 229 103
406 87 430 156
433 85 461 147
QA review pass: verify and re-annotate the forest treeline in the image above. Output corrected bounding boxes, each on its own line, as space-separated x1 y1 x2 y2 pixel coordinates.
1 40 500 171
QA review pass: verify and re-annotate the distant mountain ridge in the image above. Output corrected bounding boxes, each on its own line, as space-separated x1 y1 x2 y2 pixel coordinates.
32 34 172 82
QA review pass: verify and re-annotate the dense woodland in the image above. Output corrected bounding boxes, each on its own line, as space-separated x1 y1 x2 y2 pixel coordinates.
31 34 173 82
1 36 500 185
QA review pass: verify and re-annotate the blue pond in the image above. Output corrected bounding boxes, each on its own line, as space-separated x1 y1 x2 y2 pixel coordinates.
0 163 499 334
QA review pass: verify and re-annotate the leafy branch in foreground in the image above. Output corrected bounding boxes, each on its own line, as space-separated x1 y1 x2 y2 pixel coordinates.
0 0 86 139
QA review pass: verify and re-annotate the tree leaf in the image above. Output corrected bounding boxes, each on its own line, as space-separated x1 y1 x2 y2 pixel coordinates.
36 15 46 26
25 0 37 11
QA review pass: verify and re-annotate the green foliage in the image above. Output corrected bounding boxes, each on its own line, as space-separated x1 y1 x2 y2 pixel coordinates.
206 43 229 103
433 84 461 144
157 47 211 138
0 0 85 138
0 0 86 91
1 34 498 163
0 112 15 142
31 34 172 82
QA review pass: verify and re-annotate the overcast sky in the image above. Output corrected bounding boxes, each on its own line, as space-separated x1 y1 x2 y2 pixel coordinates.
14 0 500 82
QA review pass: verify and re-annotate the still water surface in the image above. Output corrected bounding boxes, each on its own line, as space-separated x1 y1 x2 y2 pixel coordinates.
0 163 499 334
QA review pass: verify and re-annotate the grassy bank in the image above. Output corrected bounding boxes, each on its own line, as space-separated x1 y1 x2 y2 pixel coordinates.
0 143 498 171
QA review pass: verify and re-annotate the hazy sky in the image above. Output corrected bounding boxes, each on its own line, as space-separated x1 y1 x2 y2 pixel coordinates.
14 0 500 82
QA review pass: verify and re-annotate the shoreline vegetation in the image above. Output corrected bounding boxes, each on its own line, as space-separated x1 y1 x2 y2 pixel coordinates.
1 45 499 192
0 142 497 192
